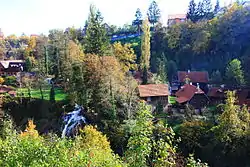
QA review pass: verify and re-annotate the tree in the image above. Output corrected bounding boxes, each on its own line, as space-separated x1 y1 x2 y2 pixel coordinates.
20 120 39 138
112 42 137 72
214 0 220 15
214 91 244 142
210 70 222 84
49 82 55 103
167 60 177 83
157 57 168 83
125 103 176 166
84 5 109 55
226 59 245 86
125 103 153 167
203 0 213 20
132 8 143 34
140 18 151 70
187 0 199 22
147 0 161 26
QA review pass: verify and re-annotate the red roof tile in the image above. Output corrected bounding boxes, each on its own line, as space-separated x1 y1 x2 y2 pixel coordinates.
138 84 169 97
178 71 209 83
175 84 204 103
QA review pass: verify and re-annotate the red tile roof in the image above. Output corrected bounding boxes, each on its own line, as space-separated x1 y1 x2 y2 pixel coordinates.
178 71 209 83
175 84 204 103
138 84 169 97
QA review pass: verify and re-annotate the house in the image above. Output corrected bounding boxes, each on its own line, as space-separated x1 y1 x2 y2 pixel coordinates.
207 87 225 105
138 84 170 107
173 71 209 93
175 84 209 111
0 60 25 75
167 14 186 26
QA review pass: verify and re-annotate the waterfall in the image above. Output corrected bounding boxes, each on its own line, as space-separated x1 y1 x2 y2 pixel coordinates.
61 104 86 138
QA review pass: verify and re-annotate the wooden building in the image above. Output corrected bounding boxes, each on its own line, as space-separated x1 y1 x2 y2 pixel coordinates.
0 60 25 75
138 84 170 107
172 71 209 94
175 84 209 110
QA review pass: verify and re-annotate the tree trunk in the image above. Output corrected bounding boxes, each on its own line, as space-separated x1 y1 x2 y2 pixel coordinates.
39 85 44 100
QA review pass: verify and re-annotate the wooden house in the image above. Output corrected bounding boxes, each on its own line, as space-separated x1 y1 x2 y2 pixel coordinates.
138 84 170 107
172 71 209 94
0 60 25 75
175 84 209 111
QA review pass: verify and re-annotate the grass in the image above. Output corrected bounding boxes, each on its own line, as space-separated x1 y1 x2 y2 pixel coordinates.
17 88 67 101
169 96 177 104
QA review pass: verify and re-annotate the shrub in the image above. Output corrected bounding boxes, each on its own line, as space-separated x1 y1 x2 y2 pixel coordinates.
4 76 17 86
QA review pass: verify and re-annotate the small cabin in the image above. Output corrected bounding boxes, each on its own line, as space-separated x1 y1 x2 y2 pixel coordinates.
138 84 170 107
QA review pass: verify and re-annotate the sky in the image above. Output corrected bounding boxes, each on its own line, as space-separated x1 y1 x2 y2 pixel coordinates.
0 0 233 36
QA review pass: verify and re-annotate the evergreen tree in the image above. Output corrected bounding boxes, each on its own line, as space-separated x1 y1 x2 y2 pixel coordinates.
167 60 177 83
84 5 109 55
140 18 151 70
147 0 161 26
211 70 222 84
187 0 199 22
197 1 205 20
157 55 168 83
132 8 143 34
214 0 220 15
203 0 214 20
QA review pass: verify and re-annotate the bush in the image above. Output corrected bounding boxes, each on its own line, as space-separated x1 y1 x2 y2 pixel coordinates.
0 120 125 167
4 76 17 86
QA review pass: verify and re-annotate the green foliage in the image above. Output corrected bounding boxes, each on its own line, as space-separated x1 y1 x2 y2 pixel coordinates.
226 59 245 86
132 8 143 34
186 154 209 167
187 0 199 22
125 103 176 167
0 121 125 167
147 0 161 26
210 70 222 84
49 83 55 103
4 76 17 87
84 5 109 55
157 56 168 83
177 121 211 155
213 91 245 142
125 103 153 167
140 18 151 70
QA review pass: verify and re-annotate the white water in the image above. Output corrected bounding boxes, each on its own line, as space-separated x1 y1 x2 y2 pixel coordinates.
61 104 86 138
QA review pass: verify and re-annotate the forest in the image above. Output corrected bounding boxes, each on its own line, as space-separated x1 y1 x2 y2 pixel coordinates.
0 0 250 167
